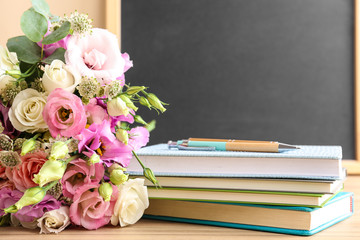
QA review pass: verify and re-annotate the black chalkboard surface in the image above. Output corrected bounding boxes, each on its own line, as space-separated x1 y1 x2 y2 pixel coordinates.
122 0 355 158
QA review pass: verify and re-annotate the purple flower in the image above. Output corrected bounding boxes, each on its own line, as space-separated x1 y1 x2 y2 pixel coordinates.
0 188 20 217
0 188 61 222
77 120 132 167
0 102 20 138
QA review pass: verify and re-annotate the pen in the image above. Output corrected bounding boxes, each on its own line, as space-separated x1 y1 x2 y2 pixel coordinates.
168 138 299 153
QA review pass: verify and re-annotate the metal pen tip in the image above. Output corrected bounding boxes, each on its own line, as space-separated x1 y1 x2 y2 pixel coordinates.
167 140 178 149
278 143 300 149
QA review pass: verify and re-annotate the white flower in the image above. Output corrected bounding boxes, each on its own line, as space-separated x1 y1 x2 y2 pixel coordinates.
107 97 130 117
0 46 19 75
111 178 149 227
37 206 71 234
8 89 48 133
42 60 81 93
0 75 16 94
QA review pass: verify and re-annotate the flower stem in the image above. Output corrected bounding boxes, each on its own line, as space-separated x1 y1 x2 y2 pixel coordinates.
132 150 145 169
65 154 80 165
41 44 44 60
43 179 59 192
132 150 160 188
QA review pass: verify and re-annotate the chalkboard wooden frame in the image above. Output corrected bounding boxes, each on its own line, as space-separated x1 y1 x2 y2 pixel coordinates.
344 0 360 173
110 0 360 173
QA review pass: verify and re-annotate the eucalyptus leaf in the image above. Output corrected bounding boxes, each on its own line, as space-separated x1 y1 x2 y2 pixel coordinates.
42 47 66 64
21 8 48 42
7 36 41 64
31 0 50 17
42 21 71 45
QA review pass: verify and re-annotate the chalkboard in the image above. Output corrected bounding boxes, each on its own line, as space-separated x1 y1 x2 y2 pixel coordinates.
121 0 355 159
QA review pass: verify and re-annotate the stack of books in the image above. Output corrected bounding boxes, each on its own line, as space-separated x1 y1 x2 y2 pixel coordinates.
127 143 354 236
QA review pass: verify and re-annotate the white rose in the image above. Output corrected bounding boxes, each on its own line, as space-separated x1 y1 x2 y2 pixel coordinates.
107 97 130 116
0 46 19 75
8 89 48 133
0 75 16 93
111 178 149 227
37 206 71 234
42 60 81 93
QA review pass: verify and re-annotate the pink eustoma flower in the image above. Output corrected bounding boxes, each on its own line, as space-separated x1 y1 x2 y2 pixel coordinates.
43 88 87 138
128 127 150 151
61 158 104 199
84 98 108 124
65 28 127 84
69 183 118 230
5 151 47 192
77 120 132 167
117 53 133 82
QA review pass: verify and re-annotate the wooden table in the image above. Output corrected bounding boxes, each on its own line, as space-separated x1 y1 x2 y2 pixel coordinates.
1 176 359 240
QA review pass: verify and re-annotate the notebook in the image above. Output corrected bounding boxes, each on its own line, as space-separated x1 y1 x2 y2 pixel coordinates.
147 187 340 207
133 174 345 194
127 144 343 179
144 192 354 236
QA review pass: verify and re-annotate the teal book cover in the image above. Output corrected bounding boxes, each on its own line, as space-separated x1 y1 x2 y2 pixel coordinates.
143 192 354 236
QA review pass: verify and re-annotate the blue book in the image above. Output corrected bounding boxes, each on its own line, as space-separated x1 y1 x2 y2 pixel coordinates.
127 144 343 179
143 192 354 236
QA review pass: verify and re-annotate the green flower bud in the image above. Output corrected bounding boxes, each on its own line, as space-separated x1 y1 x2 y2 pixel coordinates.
5 69 21 79
33 160 66 187
126 86 146 95
88 153 100 165
134 115 147 125
119 94 138 111
99 182 113 201
4 186 46 213
21 138 36 156
110 167 129 185
144 167 160 188
146 93 166 113
139 96 152 109
115 129 129 145
107 97 130 117
49 141 69 161
145 120 156 132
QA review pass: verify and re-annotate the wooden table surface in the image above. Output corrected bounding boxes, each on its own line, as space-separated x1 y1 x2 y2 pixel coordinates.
1 176 359 240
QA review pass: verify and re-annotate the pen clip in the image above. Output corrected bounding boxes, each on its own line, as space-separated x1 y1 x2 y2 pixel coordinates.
178 145 216 151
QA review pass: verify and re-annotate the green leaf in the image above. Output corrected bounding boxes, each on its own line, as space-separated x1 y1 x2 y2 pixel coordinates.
31 0 50 17
7 36 41 64
42 21 71 45
21 8 48 42
42 47 66 64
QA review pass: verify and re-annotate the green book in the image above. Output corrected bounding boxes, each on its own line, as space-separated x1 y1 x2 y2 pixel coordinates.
148 187 341 207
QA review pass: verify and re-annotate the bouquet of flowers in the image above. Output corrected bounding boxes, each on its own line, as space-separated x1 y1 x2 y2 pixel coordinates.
0 0 166 233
